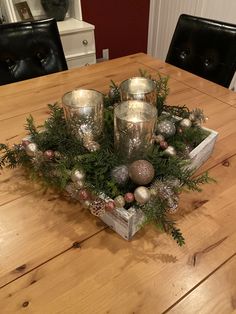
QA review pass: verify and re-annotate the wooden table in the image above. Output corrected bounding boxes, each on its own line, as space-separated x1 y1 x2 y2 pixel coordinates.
0 53 236 314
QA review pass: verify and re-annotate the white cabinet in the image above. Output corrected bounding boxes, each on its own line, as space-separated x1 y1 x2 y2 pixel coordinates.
0 0 96 69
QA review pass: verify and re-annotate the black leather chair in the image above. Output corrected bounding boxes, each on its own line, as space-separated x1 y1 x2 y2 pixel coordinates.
0 18 68 85
166 14 236 88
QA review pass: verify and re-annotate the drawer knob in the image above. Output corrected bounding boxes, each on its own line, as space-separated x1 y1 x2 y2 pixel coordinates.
82 39 88 46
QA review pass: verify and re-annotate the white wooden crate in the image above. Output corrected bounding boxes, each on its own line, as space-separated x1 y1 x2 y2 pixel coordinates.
189 127 218 170
99 127 218 240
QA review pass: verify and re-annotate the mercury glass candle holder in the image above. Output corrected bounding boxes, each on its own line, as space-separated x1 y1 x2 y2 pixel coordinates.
114 100 157 162
119 77 157 107
62 89 104 140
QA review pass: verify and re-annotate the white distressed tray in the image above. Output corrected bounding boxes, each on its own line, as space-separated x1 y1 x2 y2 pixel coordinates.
99 127 218 240
189 126 218 170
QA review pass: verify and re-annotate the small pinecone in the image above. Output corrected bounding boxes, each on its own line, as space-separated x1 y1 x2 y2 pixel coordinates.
89 198 106 217
166 195 179 214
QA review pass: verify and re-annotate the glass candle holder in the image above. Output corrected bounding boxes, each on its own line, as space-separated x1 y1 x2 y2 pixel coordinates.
62 89 104 140
114 100 157 162
119 77 157 107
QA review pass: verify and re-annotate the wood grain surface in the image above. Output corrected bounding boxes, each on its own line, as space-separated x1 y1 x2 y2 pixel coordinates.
0 53 235 313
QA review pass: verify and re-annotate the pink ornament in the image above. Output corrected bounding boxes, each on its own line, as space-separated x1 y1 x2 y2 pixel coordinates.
44 150 54 159
124 192 134 203
159 140 168 149
22 139 31 147
105 201 115 212
78 189 90 201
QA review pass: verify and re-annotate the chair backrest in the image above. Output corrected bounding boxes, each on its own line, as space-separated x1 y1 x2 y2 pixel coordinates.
0 18 68 85
166 14 236 88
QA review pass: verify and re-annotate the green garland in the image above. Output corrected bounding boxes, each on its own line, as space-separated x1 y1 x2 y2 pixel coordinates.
0 72 214 246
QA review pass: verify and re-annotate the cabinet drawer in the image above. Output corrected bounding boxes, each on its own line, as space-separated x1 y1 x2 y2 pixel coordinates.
66 53 96 69
61 30 95 57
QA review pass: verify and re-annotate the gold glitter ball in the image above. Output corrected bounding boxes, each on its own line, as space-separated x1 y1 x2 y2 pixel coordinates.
128 160 155 185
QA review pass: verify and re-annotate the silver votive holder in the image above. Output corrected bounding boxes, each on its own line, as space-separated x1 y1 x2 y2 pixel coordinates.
62 89 104 140
114 100 157 162
119 77 157 107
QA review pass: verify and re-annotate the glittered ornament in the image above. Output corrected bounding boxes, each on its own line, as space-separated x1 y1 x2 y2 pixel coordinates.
124 192 134 203
84 140 100 152
164 146 176 157
44 150 54 160
105 201 115 212
25 143 38 157
128 160 155 185
159 140 168 150
89 198 106 217
180 118 192 128
134 186 151 204
112 165 129 185
114 195 125 208
156 120 176 137
71 169 85 182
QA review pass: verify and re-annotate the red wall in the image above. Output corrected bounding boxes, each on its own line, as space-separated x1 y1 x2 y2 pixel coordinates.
81 0 150 59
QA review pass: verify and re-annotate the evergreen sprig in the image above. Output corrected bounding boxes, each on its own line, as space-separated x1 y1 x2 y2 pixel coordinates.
0 143 31 169
139 69 169 115
142 197 185 246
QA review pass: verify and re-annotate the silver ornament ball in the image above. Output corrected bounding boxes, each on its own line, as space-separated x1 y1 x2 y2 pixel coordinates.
156 120 176 138
180 118 192 128
112 165 129 185
164 146 176 157
134 186 151 204
25 143 38 157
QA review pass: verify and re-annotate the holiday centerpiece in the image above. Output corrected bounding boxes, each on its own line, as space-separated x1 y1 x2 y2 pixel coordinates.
0 71 217 246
